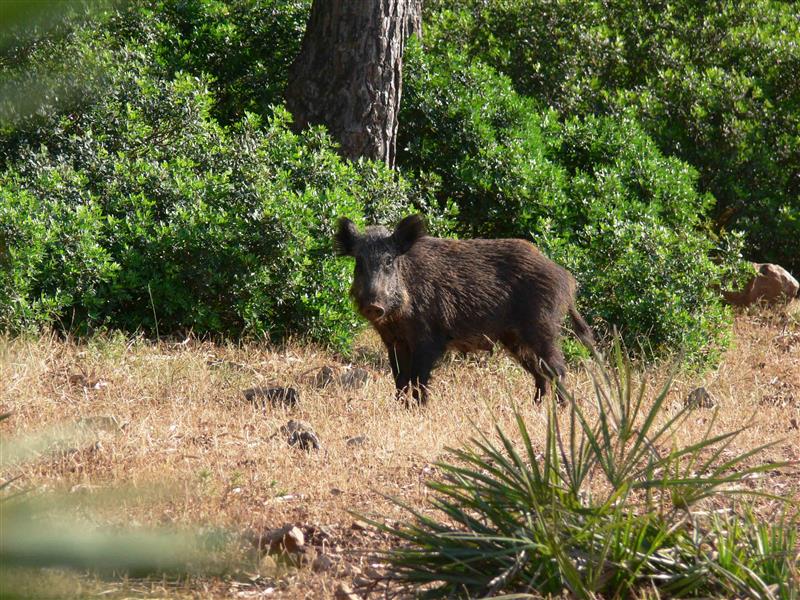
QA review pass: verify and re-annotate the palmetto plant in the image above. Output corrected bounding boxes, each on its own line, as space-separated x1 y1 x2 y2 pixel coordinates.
373 342 799 598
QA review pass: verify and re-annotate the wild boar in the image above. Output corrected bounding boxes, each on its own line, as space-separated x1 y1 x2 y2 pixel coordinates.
334 214 594 404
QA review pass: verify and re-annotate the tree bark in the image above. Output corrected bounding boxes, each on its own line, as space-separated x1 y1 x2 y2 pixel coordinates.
285 0 421 167
406 0 422 38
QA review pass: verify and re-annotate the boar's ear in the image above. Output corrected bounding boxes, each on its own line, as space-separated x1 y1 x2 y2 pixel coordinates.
334 217 359 256
392 214 427 254
333 218 359 256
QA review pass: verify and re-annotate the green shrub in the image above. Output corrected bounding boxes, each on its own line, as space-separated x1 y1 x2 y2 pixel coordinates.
107 0 311 125
423 0 800 272
0 1 752 362
0 185 118 331
399 45 746 364
0 1 451 348
0 48 422 346
547 114 745 364
399 46 568 239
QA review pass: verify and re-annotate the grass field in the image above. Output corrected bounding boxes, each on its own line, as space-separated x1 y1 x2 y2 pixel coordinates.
1 305 799 598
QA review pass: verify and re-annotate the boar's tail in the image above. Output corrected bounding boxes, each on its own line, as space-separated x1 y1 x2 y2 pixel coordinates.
569 304 596 351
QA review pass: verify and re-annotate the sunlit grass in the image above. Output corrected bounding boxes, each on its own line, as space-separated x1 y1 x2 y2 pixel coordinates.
0 311 797 598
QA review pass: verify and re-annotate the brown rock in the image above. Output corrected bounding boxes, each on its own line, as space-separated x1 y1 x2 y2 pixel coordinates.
363 565 385 579
282 525 305 553
723 263 799 306
338 367 370 389
311 553 336 573
280 420 321 451
685 387 716 409
312 365 370 390
353 575 373 588
313 366 336 388
243 386 299 408
252 524 305 555
334 583 359 600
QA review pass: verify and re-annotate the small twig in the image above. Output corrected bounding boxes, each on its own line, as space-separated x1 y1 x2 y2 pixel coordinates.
486 547 529 595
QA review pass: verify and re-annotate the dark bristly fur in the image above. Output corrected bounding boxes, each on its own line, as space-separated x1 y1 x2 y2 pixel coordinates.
334 214 595 405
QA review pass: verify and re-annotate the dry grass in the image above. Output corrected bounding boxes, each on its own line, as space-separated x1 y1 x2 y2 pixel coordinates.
1 305 799 598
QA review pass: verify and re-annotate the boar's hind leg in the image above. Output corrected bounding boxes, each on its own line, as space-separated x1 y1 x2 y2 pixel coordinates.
506 344 550 401
528 332 567 404
407 338 446 406
504 328 566 403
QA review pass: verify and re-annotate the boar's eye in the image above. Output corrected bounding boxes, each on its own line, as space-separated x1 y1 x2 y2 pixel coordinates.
382 256 393 269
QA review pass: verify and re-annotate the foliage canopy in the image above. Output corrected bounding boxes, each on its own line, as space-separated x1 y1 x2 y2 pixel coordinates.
424 0 800 272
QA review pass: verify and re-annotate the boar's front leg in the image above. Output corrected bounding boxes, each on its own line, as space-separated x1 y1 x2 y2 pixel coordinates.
407 337 446 406
387 341 412 401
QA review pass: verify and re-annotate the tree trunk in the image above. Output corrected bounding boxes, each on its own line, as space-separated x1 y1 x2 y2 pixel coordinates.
285 0 421 167
406 0 422 38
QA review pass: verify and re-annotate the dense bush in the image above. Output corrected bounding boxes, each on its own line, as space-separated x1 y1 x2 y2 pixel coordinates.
0 28 423 347
0 0 754 362
399 47 566 239
106 0 310 125
399 45 746 363
424 0 800 272
0 0 310 165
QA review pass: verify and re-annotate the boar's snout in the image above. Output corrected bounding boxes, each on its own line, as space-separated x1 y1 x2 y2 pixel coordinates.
362 303 386 321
